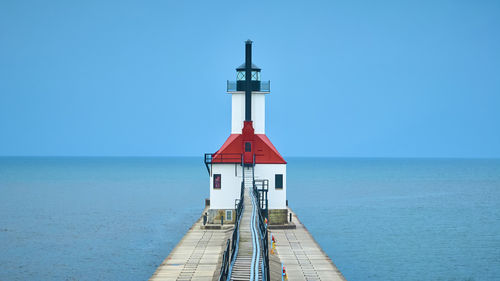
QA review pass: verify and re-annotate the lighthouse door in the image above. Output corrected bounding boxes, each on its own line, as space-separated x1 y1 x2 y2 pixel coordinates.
244 142 253 164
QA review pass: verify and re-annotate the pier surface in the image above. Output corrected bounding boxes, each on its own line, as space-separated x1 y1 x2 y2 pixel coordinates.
149 213 230 281
271 209 346 281
150 208 345 281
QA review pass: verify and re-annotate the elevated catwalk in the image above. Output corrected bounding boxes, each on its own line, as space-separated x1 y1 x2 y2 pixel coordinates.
229 184 262 280
149 207 346 281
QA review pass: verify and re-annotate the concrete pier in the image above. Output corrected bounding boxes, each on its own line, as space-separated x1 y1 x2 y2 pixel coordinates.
270 209 346 281
149 210 231 281
150 207 346 281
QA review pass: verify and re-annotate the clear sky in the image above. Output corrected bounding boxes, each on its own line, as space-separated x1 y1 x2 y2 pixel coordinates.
1 0 499 157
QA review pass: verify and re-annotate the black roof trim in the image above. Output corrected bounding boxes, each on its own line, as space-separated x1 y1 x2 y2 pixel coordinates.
236 63 261 71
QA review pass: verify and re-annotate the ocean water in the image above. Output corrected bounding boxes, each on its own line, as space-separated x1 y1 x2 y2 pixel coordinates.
0 157 499 281
0 157 207 281
287 158 500 281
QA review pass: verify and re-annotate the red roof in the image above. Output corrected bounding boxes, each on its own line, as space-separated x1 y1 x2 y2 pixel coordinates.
213 133 286 164
212 121 286 164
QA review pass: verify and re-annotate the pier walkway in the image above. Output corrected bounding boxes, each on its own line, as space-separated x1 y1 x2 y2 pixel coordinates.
271 210 346 281
149 213 231 281
149 207 346 281
229 183 262 280
150 162 345 281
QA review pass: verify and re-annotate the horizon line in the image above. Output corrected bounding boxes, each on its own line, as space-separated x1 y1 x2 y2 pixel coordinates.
0 155 499 160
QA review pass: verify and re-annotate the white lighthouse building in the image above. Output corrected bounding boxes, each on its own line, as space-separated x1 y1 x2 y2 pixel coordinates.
204 40 287 225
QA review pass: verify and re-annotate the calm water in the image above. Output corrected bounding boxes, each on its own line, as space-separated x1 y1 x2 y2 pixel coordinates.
0 157 499 281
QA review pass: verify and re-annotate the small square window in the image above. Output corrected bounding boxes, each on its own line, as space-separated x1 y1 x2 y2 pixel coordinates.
213 174 221 189
225 210 233 221
275 174 283 189
245 142 252 152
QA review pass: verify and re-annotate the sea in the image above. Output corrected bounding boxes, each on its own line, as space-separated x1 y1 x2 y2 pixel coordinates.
0 157 499 281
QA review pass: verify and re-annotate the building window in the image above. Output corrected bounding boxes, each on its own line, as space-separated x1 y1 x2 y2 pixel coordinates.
213 174 221 189
226 210 233 221
275 174 283 189
245 142 252 152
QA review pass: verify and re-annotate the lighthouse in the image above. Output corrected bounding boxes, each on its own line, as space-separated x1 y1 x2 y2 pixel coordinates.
204 40 287 225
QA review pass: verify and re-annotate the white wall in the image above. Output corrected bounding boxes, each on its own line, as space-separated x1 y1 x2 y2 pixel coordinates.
231 93 245 134
209 163 287 210
252 93 265 134
210 164 242 209
230 92 267 134
253 164 287 209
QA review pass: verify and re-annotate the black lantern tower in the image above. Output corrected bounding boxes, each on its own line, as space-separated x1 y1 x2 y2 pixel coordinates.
227 40 271 122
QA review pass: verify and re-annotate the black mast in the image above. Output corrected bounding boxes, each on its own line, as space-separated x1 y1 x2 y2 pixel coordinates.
245 40 252 121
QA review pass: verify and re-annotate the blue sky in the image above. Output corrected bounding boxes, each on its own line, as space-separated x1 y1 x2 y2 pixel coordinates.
1 0 499 157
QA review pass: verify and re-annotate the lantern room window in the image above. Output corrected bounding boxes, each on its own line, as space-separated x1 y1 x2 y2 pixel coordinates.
251 71 260 81
237 71 245 81
237 71 260 81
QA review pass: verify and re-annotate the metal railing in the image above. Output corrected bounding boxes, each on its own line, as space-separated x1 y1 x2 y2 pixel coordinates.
204 151 270 175
226 80 271 92
260 80 270 92
253 180 270 281
218 240 231 281
254 179 269 214
205 153 243 175
230 182 244 262
218 176 245 281
215 157 270 281
227 80 237 92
